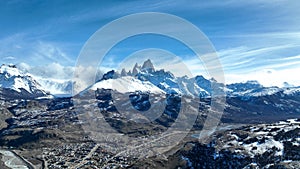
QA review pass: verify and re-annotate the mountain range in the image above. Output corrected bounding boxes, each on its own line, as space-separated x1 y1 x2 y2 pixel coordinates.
1 60 300 100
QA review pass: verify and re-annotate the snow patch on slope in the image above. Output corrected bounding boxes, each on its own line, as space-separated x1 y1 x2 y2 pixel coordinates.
88 76 165 94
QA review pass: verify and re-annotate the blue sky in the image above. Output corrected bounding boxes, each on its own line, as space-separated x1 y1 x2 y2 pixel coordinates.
1 0 300 86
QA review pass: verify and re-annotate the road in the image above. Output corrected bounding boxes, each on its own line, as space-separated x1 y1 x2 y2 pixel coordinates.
70 143 100 169
0 149 35 169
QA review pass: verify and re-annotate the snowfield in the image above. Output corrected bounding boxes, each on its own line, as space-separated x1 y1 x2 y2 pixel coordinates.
88 76 165 94
218 119 300 158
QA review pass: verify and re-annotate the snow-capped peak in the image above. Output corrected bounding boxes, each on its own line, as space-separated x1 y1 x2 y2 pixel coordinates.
0 64 24 78
0 64 47 96
84 76 165 94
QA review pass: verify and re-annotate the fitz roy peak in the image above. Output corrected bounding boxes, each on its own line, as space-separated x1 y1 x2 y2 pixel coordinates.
92 59 300 99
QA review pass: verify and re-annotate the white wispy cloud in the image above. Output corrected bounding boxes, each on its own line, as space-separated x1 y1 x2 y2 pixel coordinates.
276 54 300 61
172 43 300 86
18 62 75 80
216 44 300 71
2 56 16 61
225 67 300 87
0 33 74 66
215 32 300 39
18 62 104 94
32 41 74 65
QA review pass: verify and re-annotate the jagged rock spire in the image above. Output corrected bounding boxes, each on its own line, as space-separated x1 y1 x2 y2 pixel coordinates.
141 59 155 71
120 68 127 76
132 63 141 76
